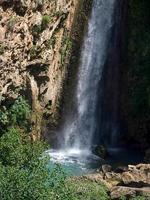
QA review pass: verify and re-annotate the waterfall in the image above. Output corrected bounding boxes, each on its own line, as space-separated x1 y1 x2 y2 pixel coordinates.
60 0 117 151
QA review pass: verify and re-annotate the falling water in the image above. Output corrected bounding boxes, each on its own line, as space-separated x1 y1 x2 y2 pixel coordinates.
62 0 117 150
47 0 121 175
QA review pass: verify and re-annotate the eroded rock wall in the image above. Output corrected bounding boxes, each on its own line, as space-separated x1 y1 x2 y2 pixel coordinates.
0 0 92 138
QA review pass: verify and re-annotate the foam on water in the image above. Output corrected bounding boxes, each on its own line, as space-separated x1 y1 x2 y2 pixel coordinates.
45 149 103 175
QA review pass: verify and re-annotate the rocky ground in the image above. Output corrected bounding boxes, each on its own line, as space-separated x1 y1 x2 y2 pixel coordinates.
73 164 150 199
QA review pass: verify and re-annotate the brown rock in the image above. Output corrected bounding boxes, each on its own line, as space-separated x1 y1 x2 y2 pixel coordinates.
122 164 150 186
111 186 150 199
0 26 6 41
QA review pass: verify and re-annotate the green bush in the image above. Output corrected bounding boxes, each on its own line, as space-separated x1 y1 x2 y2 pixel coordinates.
67 179 109 200
9 96 31 126
0 96 31 129
32 24 42 38
41 15 51 30
0 128 48 167
0 96 110 200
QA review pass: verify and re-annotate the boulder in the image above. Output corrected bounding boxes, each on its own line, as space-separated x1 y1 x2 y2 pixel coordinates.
111 186 150 199
102 164 112 173
122 164 150 186
93 145 108 159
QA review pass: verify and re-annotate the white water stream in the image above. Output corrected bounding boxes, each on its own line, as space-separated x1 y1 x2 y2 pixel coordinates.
47 0 117 174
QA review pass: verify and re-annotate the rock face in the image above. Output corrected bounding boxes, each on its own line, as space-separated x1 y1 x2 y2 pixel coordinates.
0 0 92 137
80 164 150 199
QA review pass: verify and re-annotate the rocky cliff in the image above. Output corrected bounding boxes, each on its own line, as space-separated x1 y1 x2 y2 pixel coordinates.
0 0 92 138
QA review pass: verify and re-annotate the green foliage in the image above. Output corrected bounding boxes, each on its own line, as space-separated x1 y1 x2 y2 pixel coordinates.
9 96 31 126
0 96 51 199
32 24 42 38
131 196 147 200
41 15 51 30
0 128 48 167
7 17 16 32
0 111 9 126
0 96 30 129
67 179 109 200
53 11 64 18
0 153 51 200
0 44 5 55
0 96 110 200
31 15 51 40
60 35 72 67
46 36 56 49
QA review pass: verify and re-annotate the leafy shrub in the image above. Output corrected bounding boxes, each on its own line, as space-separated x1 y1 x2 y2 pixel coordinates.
0 96 30 133
0 110 9 126
0 125 51 199
32 24 42 38
60 35 72 67
0 127 47 167
41 15 51 30
9 96 31 126
0 155 51 200
67 179 109 200
0 96 109 200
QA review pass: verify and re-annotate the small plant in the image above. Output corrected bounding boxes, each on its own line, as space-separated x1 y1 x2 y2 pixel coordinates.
32 24 42 38
9 96 31 126
0 44 5 55
60 35 72 67
7 17 16 32
41 15 51 30
53 10 64 18
0 110 9 126
0 96 31 129
46 36 56 49
29 45 37 59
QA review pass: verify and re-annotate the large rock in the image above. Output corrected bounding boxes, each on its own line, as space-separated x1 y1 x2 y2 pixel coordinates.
122 164 150 186
83 164 150 199
111 186 150 199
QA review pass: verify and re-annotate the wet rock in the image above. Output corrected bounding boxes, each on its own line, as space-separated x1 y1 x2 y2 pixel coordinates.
93 145 108 159
114 166 128 173
102 164 112 173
